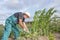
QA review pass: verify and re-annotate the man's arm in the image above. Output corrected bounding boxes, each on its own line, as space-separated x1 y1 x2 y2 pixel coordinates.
23 22 29 32
19 19 25 28
19 19 29 32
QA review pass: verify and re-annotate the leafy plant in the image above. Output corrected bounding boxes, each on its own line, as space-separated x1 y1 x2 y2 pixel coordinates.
31 8 56 40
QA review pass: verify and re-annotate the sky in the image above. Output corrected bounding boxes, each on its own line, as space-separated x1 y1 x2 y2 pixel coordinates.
0 0 60 25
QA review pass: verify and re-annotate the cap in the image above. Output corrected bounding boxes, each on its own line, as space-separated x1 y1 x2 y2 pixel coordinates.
24 12 30 17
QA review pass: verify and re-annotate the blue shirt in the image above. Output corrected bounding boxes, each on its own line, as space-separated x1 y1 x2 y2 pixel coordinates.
14 12 25 24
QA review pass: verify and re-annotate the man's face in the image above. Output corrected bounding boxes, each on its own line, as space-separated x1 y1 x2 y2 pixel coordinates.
24 15 29 18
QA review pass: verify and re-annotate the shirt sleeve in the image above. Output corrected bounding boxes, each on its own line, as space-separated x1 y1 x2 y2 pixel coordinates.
19 12 23 19
18 12 25 22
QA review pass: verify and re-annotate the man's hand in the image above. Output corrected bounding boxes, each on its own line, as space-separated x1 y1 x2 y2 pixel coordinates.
23 28 29 33
23 22 29 33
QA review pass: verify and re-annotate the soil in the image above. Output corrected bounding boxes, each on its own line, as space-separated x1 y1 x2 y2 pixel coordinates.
54 33 60 40
9 33 60 40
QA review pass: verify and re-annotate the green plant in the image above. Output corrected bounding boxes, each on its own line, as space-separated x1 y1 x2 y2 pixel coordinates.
0 25 4 39
48 32 55 40
31 8 56 40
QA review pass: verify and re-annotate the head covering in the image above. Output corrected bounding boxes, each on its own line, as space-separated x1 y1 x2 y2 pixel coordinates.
24 12 30 17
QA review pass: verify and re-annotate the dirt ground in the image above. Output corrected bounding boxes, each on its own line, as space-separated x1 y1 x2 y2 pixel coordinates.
54 33 60 40
9 33 60 40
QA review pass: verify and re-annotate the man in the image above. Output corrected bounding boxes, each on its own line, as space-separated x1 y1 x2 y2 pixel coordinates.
1 12 30 40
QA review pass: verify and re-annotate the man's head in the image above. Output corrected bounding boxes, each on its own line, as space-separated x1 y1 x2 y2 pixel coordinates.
23 12 30 18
